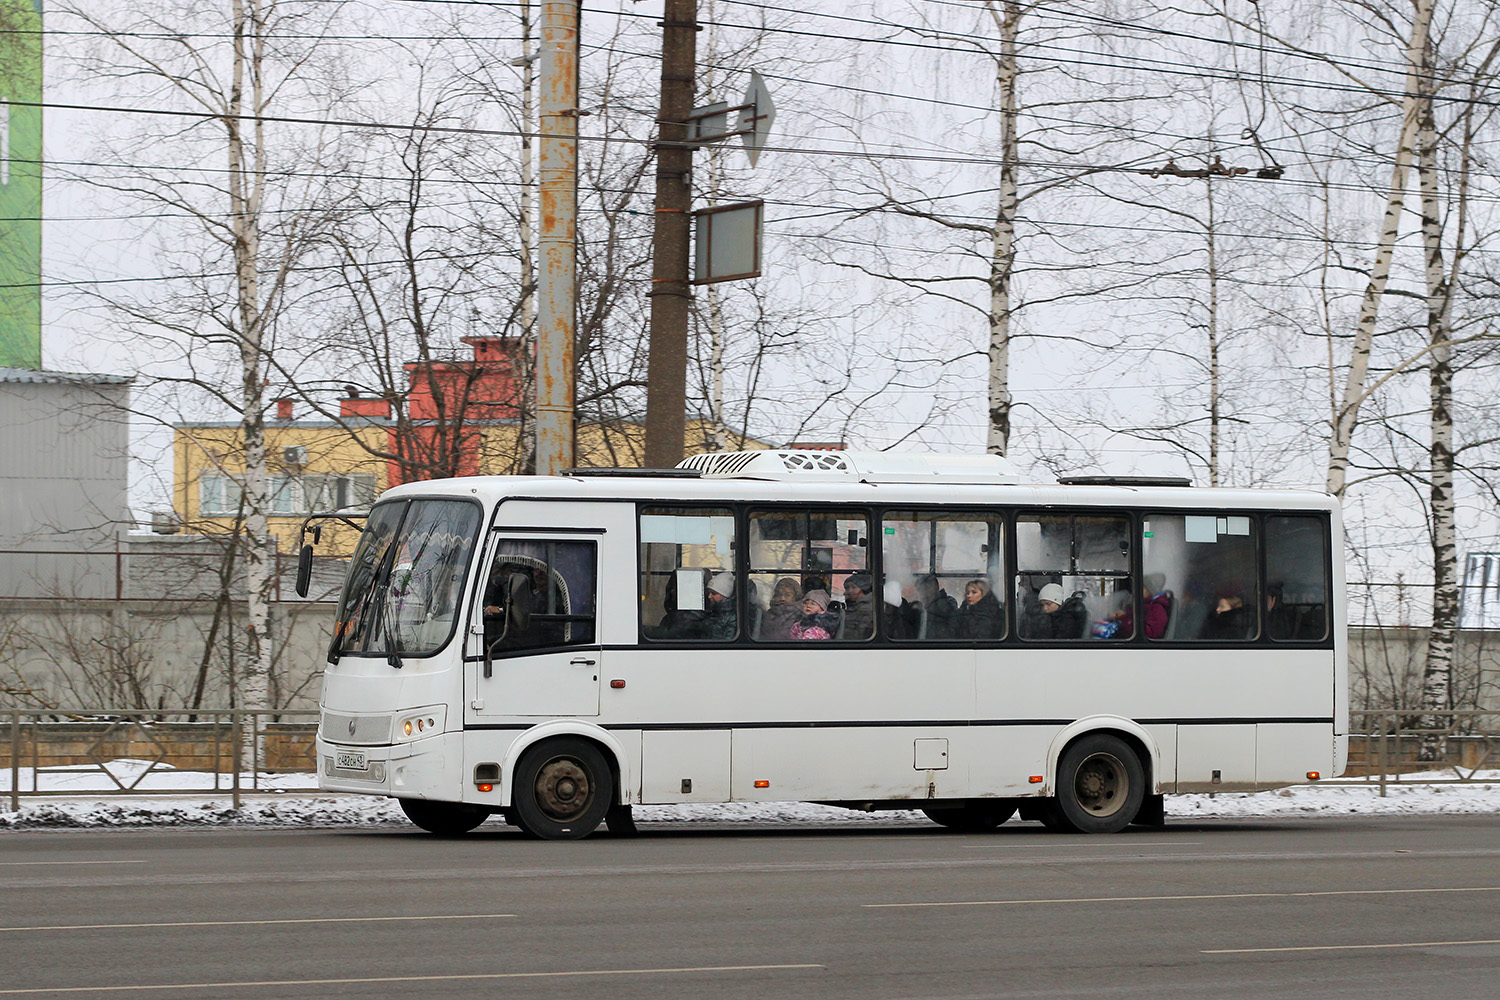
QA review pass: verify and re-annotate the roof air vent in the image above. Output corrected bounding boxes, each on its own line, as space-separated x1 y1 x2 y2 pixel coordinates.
678 450 1022 485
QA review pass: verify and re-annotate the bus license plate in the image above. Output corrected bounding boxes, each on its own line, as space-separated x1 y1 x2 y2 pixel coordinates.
336 750 368 771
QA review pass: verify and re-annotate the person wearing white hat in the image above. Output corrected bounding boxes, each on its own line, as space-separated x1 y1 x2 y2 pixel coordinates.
704 571 738 641
1024 582 1077 639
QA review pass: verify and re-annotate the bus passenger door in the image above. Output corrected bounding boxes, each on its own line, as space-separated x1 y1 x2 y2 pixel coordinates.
470 531 603 719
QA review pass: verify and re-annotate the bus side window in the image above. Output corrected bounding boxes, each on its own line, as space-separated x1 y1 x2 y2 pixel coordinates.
483 540 596 653
1142 513 1258 642
639 507 737 642
1015 513 1131 641
1265 516 1329 641
748 509 868 642
882 512 1005 641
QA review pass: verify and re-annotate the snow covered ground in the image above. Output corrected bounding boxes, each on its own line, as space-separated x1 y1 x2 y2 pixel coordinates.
1 760 1497 830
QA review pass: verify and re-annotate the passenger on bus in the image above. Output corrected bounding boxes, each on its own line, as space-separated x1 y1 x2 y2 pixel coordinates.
790 589 839 641
956 578 1003 639
655 571 707 640
1206 590 1253 640
841 573 875 640
759 577 802 641
704 572 738 641
1143 572 1171 640
1092 585 1133 640
915 574 959 639
1024 582 1086 639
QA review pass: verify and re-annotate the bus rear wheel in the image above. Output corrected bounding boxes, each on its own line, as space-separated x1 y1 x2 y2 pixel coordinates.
1054 734 1145 834
921 801 1017 832
398 798 491 836
512 737 613 840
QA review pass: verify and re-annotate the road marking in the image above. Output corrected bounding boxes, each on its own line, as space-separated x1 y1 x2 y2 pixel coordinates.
864 885 1500 908
0 861 147 867
0 964 824 995
0 913 516 934
961 841 1202 849
1204 938 1500 955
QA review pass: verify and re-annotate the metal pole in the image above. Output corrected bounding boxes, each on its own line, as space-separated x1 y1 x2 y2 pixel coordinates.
232 711 242 811
9 712 19 814
643 0 698 469
533 0 579 475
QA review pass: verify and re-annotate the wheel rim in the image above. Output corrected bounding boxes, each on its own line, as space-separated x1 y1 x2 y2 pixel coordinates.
1073 752 1129 818
533 755 594 822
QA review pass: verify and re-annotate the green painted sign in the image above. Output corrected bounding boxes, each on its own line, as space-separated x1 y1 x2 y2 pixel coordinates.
0 0 43 369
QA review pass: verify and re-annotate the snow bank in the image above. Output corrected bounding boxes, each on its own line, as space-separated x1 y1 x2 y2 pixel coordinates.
1 763 1495 831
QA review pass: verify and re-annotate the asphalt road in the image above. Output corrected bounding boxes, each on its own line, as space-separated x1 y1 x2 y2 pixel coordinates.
2 813 1498 999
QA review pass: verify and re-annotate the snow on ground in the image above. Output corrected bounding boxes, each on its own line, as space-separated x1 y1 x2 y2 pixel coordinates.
1 760 1497 830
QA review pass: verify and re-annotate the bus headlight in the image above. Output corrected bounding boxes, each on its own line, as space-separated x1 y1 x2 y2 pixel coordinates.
394 707 445 742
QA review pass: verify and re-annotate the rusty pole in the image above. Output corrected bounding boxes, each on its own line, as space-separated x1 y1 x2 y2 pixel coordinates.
643 0 698 470
533 0 580 475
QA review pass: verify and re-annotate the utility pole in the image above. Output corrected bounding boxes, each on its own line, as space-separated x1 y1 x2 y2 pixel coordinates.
643 0 698 469
534 0 579 475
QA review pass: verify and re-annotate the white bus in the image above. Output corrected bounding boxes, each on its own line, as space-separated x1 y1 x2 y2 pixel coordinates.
306 450 1345 839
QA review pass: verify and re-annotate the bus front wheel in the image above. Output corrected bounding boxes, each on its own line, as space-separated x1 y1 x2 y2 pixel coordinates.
398 798 491 836
512 737 613 840
1054 734 1145 834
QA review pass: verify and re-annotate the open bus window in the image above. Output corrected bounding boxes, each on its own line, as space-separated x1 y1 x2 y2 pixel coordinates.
1265 516 1329 641
882 512 1004 641
483 540 596 653
1015 514 1132 641
639 508 736 642
1142 513 1258 641
748 510 868 642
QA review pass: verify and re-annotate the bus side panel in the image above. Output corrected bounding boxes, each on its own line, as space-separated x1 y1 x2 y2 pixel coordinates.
730 727 962 802
1176 725 1257 791
1256 723 1335 786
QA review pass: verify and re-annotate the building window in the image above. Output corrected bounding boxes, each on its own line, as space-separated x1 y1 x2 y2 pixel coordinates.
197 472 377 517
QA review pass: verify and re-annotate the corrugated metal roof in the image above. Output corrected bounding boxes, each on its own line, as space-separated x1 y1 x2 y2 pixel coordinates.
0 366 133 385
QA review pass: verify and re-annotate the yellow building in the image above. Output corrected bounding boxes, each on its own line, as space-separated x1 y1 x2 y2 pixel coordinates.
173 397 389 556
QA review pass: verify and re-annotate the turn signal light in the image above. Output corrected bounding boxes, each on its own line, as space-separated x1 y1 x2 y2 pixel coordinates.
476 783 494 793
1028 775 1043 784
403 720 413 736
754 780 770 788
610 679 626 689
1306 771 1321 780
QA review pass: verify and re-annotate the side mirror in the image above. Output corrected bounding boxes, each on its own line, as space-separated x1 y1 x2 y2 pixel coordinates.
295 544 314 597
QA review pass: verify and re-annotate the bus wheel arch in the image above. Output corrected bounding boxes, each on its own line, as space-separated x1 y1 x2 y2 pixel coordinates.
1044 720 1158 834
1050 731 1148 834
502 723 627 840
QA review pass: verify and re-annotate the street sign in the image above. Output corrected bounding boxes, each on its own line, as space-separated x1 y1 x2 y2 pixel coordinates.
693 201 763 284
737 70 775 167
686 101 731 143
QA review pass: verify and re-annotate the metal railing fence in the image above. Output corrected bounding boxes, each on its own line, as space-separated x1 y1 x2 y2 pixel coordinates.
1345 709 1500 796
3 708 318 812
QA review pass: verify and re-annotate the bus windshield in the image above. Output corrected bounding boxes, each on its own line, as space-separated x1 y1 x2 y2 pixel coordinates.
333 498 482 658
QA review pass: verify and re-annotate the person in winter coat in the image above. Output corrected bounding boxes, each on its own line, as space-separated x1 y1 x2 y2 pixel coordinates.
956 578 1003 639
1024 582 1086 639
915 574 959 639
1142 572 1171 639
758 577 802 640
790 589 839 641
703 571 738 641
840 574 876 639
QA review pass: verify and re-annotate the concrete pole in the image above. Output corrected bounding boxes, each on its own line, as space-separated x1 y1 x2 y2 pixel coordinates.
534 0 579 475
643 0 698 469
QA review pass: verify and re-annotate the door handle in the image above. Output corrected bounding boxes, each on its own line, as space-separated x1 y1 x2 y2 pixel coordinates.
570 657 597 667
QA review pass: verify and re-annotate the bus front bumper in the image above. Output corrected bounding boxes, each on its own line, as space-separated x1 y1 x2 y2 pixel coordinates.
315 732 460 800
